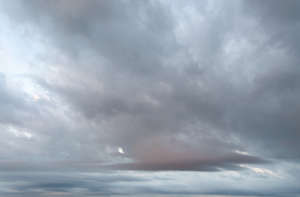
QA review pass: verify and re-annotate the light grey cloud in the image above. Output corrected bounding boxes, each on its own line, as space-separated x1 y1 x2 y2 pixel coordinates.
0 73 36 126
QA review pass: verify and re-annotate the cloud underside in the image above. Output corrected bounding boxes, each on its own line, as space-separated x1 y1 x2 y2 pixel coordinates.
107 153 266 171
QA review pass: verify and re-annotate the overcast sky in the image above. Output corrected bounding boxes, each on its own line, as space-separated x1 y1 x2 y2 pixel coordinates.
0 0 300 196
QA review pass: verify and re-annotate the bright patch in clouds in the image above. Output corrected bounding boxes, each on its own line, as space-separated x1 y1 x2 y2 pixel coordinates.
118 147 125 154
8 126 33 139
240 164 282 178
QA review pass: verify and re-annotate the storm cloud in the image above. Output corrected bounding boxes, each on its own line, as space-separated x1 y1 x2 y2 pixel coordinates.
0 0 300 196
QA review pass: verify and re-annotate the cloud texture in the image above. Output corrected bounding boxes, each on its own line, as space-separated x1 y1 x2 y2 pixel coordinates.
0 0 300 196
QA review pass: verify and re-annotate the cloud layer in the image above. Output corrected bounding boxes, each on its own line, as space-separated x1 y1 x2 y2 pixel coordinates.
1 0 300 196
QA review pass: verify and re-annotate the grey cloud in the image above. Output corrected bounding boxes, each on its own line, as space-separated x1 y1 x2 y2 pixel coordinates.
4 0 300 164
0 73 35 126
3 0 177 75
0 170 298 197
107 153 267 171
244 0 300 54
1 0 300 196
0 172 148 197
3 0 300 165
245 0 300 25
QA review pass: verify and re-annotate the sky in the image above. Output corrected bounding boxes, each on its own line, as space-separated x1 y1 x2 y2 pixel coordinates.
0 0 300 196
